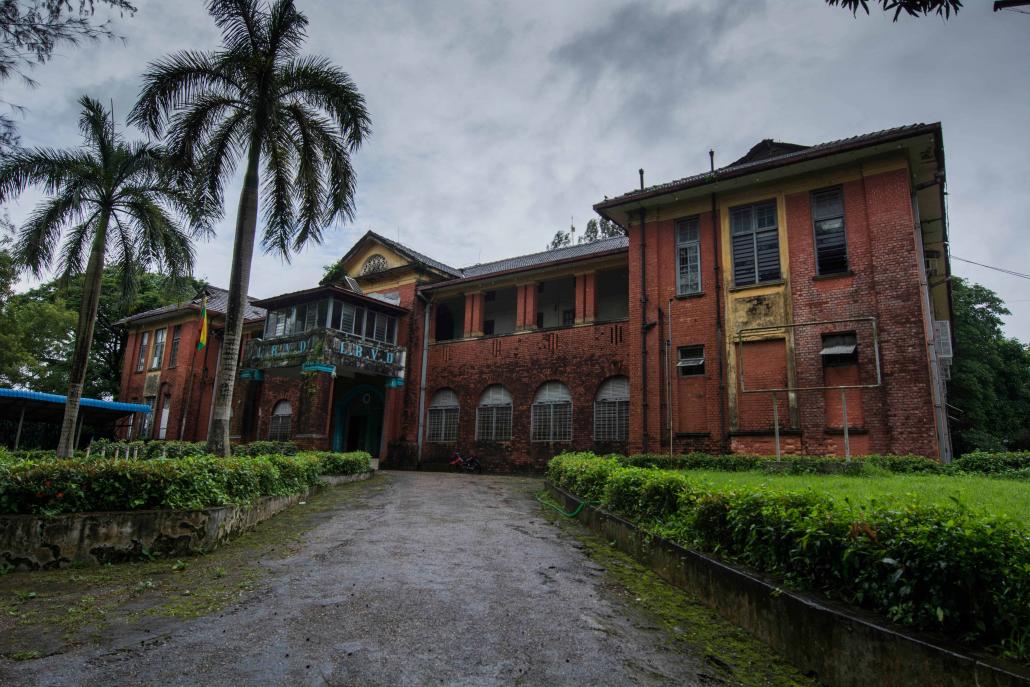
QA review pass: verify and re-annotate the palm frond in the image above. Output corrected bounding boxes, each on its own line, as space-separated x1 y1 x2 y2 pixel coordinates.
208 0 268 54
278 56 371 150
14 190 91 276
77 95 115 165
266 0 307 61
0 148 98 201
56 214 101 285
259 124 296 259
129 50 239 135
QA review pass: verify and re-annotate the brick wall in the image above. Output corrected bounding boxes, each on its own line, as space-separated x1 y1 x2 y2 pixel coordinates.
420 321 631 472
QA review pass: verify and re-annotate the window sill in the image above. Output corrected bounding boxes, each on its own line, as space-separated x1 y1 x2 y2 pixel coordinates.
813 271 854 282
824 427 868 435
729 279 785 293
675 431 711 438
675 291 705 300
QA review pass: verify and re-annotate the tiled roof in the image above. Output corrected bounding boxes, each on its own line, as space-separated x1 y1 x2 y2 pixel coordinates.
459 236 628 279
115 285 266 326
366 231 461 278
596 123 939 210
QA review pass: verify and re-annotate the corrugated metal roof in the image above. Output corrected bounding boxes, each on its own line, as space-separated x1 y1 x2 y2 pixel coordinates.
596 123 938 210
0 387 151 413
115 285 267 326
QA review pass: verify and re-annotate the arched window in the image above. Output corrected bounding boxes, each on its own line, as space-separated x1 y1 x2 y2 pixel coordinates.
594 376 629 442
269 400 292 441
427 389 459 443
476 385 512 442
360 253 389 275
531 381 572 442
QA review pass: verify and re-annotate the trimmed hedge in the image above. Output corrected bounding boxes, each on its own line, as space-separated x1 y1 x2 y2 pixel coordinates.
547 452 1030 661
0 451 372 516
953 451 1030 476
619 452 944 475
232 441 298 457
310 451 372 475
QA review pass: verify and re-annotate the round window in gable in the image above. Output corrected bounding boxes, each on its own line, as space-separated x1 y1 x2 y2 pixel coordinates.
361 253 389 275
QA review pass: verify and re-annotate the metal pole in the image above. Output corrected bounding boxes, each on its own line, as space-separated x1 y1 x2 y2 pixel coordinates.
75 412 84 452
14 402 25 449
667 298 674 458
841 387 850 461
772 393 781 459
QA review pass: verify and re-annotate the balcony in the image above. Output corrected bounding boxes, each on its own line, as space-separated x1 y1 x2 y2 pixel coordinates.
245 327 406 378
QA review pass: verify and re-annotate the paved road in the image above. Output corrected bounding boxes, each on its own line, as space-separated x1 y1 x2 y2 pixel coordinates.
5 472 713 686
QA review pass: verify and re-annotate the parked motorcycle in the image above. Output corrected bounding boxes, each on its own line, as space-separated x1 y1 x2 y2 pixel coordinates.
449 450 483 474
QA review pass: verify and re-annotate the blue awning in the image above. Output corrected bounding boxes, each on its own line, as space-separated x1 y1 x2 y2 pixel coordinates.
0 388 151 414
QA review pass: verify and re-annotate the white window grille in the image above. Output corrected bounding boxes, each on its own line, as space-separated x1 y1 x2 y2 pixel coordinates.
594 376 629 441
476 385 513 441
269 400 292 441
135 331 150 372
531 381 572 442
933 320 953 360
361 253 389 275
427 389 459 442
150 328 166 369
676 217 701 295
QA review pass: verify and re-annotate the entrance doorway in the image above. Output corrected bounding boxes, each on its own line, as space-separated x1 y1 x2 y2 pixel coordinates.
332 384 385 456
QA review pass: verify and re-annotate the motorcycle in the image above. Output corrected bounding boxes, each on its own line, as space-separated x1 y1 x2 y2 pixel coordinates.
449 450 483 474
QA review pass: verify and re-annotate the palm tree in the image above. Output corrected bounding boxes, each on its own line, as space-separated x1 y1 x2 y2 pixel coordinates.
130 0 371 456
0 96 207 457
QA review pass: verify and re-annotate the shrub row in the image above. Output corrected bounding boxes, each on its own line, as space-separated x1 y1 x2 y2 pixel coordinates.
0 451 372 516
619 452 946 475
953 450 1030 476
10 439 301 462
547 452 1030 661
308 451 372 475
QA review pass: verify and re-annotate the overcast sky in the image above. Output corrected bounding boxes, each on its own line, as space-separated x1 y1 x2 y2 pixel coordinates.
5 0 1030 339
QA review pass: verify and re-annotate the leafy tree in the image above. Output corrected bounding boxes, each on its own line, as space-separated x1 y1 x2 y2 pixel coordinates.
825 0 962 21
131 0 372 456
0 96 206 456
547 217 624 251
947 277 1030 453
3 269 201 397
0 0 137 154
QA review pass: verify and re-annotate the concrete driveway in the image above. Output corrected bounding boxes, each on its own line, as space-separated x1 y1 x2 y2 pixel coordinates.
0 472 800 686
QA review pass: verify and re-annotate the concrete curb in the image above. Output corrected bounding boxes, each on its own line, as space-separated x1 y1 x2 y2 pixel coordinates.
545 481 1029 687
0 471 375 571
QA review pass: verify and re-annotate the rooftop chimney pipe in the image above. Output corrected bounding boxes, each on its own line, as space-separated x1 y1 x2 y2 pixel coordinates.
639 168 644 190
709 149 715 172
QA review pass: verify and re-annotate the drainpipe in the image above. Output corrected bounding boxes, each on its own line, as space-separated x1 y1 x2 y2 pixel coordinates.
638 169 651 452
666 297 674 458
415 290 432 467
711 189 728 453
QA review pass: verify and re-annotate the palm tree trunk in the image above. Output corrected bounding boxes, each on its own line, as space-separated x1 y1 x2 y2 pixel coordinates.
206 134 261 456
56 209 110 458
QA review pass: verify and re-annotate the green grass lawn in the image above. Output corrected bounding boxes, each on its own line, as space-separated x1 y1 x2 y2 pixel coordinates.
679 470 1030 526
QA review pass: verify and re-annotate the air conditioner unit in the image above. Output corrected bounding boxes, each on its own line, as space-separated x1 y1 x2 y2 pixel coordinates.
933 320 953 360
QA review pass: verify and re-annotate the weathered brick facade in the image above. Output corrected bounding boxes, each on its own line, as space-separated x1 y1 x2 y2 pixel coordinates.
117 124 954 467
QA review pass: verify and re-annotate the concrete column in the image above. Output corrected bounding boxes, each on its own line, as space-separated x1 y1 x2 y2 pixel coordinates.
575 272 597 324
524 282 538 330
463 292 485 338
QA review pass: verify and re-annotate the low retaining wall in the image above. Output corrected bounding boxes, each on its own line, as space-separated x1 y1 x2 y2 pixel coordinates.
1 472 373 571
546 481 1029 687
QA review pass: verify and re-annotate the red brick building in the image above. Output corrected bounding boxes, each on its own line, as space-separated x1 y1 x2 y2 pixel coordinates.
117 123 954 468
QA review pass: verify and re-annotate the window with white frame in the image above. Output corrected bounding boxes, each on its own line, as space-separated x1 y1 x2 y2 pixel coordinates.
135 331 150 372
531 381 572 442
150 328 166 369
268 400 292 441
676 217 701 295
731 200 780 286
476 385 512 441
427 389 459 442
812 187 848 275
594 376 629 442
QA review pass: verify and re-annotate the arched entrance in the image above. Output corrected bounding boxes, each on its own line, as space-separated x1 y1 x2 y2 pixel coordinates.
332 384 385 456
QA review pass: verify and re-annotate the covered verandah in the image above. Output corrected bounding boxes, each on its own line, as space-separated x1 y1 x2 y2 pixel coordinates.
0 388 152 450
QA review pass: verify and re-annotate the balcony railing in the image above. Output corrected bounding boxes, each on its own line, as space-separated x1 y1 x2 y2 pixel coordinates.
245 327 406 378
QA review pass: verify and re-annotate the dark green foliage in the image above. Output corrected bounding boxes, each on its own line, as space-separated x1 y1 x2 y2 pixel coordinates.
0 449 370 515
232 441 298 457
953 451 1030 477
617 452 943 475
948 278 1030 454
313 451 372 475
548 453 1030 660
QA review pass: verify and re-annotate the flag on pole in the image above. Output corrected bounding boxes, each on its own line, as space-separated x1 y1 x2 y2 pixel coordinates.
196 296 208 351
